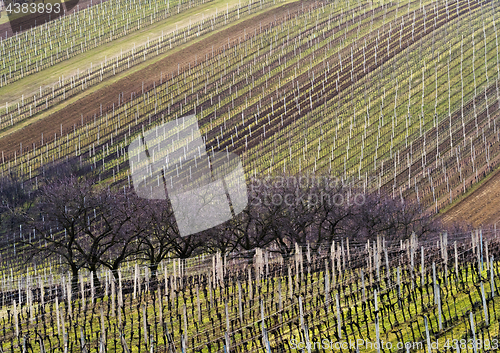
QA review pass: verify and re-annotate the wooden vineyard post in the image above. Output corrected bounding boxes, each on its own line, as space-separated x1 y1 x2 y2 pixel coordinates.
225 332 231 353
437 284 442 330
324 260 330 310
197 283 202 324
174 259 178 292
119 328 131 353
248 267 253 301
111 276 116 316
433 262 437 304
80 273 86 312
105 271 109 297
295 243 301 286
477 236 482 278
28 284 33 322
39 276 44 306
472 231 477 255
13 300 19 338
237 281 242 323
63 332 68 353
37 331 46 353
278 277 283 323
298 296 304 330
80 327 88 353
337 243 342 283
134 264 138 300
443 233 448 286
183 304 188 348
56 297 61 337
410 241 415 289
158 287 164 328
265 327 273 353
91 272 95 304
424 316 431 353
384 248 390 286
99 333 105 353
61 305 66 341
374 289 380 353
455 241 459 282
480 229 484 272
368 242 373 286
303 324 311 353
335 293 342 339
486 241 490 271
225 301 230 334
397 267 401 299
421 246 425 285
491 256 495 298
361 269 366 302
470 312 478 353
347 238 350 265
143 304 149 348
260 297 267 345
332 252 337 289
163 262 168 295
171 275 176 306
118 270 123 309
62 274 66 303
100 306 106 350
288 265 292 299
481 282 489 326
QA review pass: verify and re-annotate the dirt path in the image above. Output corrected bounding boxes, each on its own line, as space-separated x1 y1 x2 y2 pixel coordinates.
0 0 307 156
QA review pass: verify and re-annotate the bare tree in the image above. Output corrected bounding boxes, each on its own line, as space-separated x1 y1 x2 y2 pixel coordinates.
347 192 400 241
395 199 440 240
24 176 93 293
136 198 179 281
238 179 288 253
311 182 354 252
25 175 141 293
98 188 146 280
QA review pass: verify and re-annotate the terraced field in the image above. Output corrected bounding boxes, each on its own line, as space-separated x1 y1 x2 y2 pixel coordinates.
1 0 500 350
0 0 499 217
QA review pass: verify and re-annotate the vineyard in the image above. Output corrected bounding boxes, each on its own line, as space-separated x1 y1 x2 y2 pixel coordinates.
1 0 500 350
0 0 498 215
1 228 500 352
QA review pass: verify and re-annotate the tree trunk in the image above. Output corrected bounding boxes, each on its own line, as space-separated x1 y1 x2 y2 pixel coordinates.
71 265 79 299
149 263 159 291
90 267 102 295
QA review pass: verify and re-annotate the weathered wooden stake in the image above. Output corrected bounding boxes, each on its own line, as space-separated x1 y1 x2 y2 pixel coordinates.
424 316 431 353
481 282 489 325
470 312 478 353
335 293 342 339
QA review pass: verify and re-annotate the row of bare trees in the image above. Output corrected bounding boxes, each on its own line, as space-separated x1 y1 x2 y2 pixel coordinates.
0 161 449 292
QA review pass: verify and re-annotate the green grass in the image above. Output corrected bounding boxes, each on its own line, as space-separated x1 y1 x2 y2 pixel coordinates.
0 242 498 352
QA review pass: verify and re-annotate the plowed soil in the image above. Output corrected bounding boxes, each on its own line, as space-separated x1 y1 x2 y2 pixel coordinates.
439 169 500 227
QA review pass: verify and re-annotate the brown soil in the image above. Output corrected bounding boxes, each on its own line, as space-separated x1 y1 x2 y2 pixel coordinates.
0 0 307 156
439 168 500 228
